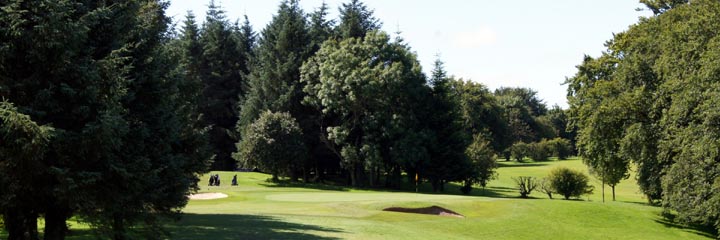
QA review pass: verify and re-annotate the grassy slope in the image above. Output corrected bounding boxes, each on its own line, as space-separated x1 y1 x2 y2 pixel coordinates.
2 158 713 239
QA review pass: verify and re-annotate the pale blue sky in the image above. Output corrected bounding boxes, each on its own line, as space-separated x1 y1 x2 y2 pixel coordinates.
167 0 653 108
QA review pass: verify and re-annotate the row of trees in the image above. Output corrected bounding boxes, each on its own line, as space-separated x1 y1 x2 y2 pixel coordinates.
192 0 575 193
568 0 720 234
0 0 576 238
0 1 212 239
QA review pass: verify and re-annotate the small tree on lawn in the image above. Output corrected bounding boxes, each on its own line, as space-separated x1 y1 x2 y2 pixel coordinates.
510 142 530 162
236 111 307 182
548 167 594 200
539 178 553 199
466 135 498 188
513 176 538 198
527 140 550 161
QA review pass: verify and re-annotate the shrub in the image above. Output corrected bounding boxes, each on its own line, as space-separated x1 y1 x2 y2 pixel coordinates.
527 140 550 161
546 138 572 160
513 176 538 198
509 142 530 162
466 135 498 188
539 178 553 199
548 167 594 200
236 111 307 182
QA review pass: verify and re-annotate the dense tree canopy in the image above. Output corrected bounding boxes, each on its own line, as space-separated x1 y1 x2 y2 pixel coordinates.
0 1 211 239
301 31 430 187
568 0 720 232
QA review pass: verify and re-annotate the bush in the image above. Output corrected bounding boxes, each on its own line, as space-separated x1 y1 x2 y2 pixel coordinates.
548 167 594 200
466 135 498 188
513 176 538 198
546 138 572 160
509 142 530 162
236 111 307 182
539 178 553 199
527 140 550 161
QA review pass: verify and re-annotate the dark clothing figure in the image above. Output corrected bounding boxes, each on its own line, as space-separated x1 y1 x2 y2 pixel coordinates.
209 175 215 186
231 175 238 186
215 174 220 186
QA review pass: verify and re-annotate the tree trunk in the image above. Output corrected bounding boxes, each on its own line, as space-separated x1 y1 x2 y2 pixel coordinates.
113 214 125 240
5 208 36 240
303 167 308 183
349 167 357 187
43 204 69 240
602 178 605 203
612 185 616 201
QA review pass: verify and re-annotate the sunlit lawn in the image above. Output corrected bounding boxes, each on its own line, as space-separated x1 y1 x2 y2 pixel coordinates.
2 158 714 239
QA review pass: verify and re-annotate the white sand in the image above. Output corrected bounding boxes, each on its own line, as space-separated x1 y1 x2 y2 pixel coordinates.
188 192 228 200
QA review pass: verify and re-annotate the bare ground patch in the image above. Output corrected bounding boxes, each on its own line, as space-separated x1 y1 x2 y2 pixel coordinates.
189 192 228 200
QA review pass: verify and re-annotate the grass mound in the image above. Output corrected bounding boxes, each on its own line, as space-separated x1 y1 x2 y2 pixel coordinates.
383 205 464 218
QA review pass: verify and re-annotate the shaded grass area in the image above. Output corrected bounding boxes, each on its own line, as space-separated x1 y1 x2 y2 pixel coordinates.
168 214 342 240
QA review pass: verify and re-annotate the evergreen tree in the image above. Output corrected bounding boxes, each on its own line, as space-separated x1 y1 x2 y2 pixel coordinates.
199 1 248 170
1 1 210 239
424 59 472 192
0 101 53 240
336 0 381 39
237 0 314 179
309 2 335 52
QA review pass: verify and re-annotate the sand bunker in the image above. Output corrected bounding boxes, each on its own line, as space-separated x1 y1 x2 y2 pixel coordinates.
189 192 228 200
383 205 464 218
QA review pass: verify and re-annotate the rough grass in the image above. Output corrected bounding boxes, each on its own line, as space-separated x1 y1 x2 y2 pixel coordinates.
2 158 715 239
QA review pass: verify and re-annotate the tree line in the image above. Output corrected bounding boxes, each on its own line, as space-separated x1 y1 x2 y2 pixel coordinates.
0 0 577 239
568 0 720 234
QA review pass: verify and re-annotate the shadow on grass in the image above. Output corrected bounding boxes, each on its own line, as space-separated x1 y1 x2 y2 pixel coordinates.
259 180 351 192
470 186 517 198
167 214 343 240
654 217 717 239
497 162 549 168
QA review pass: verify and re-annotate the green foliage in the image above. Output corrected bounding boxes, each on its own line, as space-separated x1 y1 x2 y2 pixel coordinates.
336 0 381 39
510 142 530 162
527 140 550 161
236 111 306 182
0 101 52 239
465 135 498 188
451 79 509 152
539 178 553 199
425 58 472 192
548 167 594 200
1 1 211 238
545 138 573 160
197 1 251 170
568 2 720 233
301 30 429 187
513 176 538 198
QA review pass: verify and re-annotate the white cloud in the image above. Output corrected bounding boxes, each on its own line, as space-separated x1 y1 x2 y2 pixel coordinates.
452 26 498 48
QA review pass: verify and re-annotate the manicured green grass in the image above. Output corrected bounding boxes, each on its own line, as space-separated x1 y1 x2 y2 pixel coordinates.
3 158 714 239
171 158 712 239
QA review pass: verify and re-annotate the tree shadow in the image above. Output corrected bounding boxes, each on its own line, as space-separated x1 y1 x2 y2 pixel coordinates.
470 186 517 198
497 162 548 168
259 180 351 192
653 217 717 239
167 214 343 240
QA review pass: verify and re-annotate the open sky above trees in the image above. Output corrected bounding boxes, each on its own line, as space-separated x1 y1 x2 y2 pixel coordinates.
167 0 653 108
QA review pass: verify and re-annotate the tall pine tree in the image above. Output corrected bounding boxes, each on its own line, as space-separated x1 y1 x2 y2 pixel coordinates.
237 0 314 179
199 1 248 170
